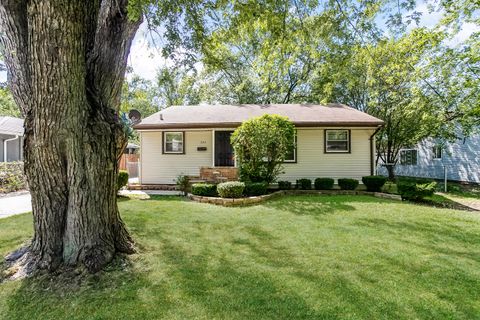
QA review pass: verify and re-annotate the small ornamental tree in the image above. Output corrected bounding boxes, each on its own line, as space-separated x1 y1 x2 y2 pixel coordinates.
231 114 295 183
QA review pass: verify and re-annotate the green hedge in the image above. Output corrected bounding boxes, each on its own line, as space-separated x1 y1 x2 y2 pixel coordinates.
338 178 359 190
278 181 292 190
296 179 312 190
191 183 218 197
245 182 268 196
362 175 387 192
217 181 245 198
117 170 129 192
0 161 26 193
314 178 334 190
397 178 436 201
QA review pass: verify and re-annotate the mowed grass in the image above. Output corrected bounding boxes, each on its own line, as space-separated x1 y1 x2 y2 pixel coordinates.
1 195 480 320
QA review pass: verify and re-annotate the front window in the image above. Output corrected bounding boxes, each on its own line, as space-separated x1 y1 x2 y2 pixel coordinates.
400 149 417 165
163 132 184 154
325 129 350 153
284 134 297 162
433 145 442 159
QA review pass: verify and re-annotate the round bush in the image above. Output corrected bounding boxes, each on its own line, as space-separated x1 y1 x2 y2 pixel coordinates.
217 181 245 198
314 178 334 190
191 183 218 197
117 170 129 191
245 182 268 196
338 178 359 190
397 178 436 201
296 178 312 190
362 175 387 192
278 180 292 190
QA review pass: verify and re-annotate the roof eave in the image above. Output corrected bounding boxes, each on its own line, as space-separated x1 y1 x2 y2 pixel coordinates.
133 121 384 130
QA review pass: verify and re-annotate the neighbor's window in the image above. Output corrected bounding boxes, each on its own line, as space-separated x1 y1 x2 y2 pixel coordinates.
325 129 350 153
400 149 417 165
433 145 442 159
163 132 184 154
284 134 297 162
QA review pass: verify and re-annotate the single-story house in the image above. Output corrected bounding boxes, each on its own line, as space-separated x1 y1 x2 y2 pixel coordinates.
377 133 480 183
0 116 24 162
133 104 384 185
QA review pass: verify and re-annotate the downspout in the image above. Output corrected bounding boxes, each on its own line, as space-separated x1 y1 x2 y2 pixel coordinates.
369 126 382 175
3 135 19 162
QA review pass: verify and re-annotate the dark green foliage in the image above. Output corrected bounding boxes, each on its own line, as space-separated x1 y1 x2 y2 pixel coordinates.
397 178 437 201
244 182 268 196
191 183 218 197
231 114 295 183
0 162 26 193
314 178 334 190
338 178 359 190
176 175 190 196
296 179 312 190
217 181 245 198
362 175 388 192
117 170 129 192
278 180 292 190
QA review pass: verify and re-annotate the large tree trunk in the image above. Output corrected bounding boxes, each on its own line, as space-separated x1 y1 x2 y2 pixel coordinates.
0 0 141 274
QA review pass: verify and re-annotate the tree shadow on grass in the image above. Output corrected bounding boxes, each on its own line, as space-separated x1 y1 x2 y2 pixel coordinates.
2 257 173 320
263 195 389 216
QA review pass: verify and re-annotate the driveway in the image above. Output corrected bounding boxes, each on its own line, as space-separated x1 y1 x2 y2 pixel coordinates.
0 192 32 218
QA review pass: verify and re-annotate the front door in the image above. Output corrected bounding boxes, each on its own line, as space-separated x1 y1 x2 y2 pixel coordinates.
215 131 234 167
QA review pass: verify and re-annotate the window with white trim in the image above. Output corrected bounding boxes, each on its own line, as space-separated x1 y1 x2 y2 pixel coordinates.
400 149 417 165
325 129 349 153
163 132 184 154
433 145 442 159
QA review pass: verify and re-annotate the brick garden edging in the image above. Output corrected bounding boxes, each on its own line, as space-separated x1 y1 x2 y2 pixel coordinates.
187 190 402 207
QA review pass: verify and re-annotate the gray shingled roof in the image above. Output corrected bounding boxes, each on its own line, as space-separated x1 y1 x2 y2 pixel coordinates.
0 116 24 136
134 103 384 130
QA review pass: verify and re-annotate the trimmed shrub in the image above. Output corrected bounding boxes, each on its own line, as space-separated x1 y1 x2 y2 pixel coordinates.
278 180 292 190
314 178 334 190
338 178 359 190
362 175 387 192
117 170 129 192
397 178 436 201
191 183 218 197
296 178 312 190
217 181 245 198
245 182 268 196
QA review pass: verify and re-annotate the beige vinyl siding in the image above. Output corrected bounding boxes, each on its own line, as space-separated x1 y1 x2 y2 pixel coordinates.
139 127 376 184
140 130 212 184
280 128 375 182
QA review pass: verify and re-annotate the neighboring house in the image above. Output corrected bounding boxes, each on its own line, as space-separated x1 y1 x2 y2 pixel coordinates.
378 135 480 183
0 116 24 162
133 104 384 185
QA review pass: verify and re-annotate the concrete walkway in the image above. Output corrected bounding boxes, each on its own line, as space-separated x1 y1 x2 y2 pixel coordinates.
0 192 32 218
438 193 480 211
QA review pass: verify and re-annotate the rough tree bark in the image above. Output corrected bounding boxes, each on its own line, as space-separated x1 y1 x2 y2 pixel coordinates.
0 0 142 275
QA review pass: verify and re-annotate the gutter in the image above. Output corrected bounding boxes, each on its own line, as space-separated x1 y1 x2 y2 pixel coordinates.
3 135 19 162
369 126 383 175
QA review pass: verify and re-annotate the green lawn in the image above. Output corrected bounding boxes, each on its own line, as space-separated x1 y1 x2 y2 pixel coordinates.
1 195 480 320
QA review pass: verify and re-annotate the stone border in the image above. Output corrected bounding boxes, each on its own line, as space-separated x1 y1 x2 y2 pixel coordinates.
187 190 401 206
